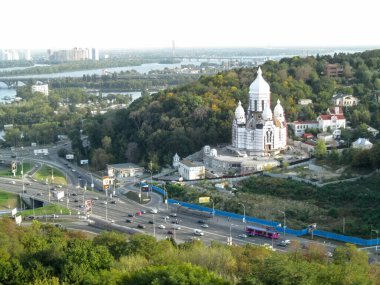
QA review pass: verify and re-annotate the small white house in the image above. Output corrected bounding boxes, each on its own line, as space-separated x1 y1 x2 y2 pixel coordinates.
178 159 205 180
352 138 373 150
367 126 379 137
331 93 359 107
317 132 333 142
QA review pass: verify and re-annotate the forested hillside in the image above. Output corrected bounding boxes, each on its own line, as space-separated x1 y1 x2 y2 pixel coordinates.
0 218 378 284
83 49 380 168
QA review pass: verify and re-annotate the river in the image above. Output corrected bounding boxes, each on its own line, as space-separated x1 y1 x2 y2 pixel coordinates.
0 61 201 79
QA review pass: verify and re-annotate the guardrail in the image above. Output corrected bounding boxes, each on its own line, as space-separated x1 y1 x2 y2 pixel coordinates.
151 185 379 246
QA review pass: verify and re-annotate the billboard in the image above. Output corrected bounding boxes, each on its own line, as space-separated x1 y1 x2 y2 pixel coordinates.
34 149 49 155
85 200 93 212
199 197 210 203
103 176 111 190
66 154 74 160
15 215 22 225
80 159 89 165
53 190 65 200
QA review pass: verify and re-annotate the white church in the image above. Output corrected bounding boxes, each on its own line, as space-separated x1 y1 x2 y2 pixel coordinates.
174 67 288 178
231 67 287 156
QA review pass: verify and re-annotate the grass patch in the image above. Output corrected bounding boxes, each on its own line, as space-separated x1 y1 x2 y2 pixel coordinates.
33 165 67 185
0 190 18 209
0 162 33 178
125 191 151 204
20 204 71 217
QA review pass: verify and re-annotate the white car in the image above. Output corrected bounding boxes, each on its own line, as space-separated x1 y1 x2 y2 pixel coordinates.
158 224 166 229
149 208 158 214
102 201 108 205
238 234 248 238
193 229 204 236
201 224 209 228
173 225 181 230
284 239 292 245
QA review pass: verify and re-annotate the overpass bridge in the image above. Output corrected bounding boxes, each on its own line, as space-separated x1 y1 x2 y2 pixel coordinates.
0 80 26 89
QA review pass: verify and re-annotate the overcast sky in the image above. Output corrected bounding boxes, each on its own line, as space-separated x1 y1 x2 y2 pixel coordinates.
2 0 379 49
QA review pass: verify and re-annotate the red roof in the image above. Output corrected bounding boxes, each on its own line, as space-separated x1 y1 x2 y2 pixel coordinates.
293 121 318 125
319 114 345 120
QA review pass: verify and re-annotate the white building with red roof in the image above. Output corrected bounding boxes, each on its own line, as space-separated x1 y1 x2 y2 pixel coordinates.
317 114 346 132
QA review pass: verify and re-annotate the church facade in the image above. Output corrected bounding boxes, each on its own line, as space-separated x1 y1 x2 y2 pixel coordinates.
231 67 287 156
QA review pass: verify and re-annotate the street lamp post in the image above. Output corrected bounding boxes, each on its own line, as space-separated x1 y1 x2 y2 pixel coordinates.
238 202 246 223
90 173 94 191
21 159 25 193
372 229 379 252
278 210 286 238
229 223 235 245
153 214 156 237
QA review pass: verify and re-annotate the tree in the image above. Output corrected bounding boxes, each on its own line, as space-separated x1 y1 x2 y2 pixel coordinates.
314 140 327 159
121 263 231 285
93 231 129 260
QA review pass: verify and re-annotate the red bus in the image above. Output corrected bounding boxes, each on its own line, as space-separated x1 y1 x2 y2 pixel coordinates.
245 225 280 239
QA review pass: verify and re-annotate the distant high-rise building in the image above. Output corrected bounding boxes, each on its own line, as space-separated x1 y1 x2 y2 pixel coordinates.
24 49 32 60
172 40 176 58
48 47 99 62
91 48 99 61
0 49 19 60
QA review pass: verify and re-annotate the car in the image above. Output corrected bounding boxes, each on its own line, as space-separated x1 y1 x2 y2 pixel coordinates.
71 169 76 172
149 208 158 214
27 216 35 220
126 219 133 223
72 193 77 196
59 199 64 202
201 224 209 228
136 211 142 216
277 241 287 247
171 220 180 224
37 193 43 196
10 181 16 185
93 197 99 200
57 185 62 188
102 201 108 205
128 213 134 217
197 220 205 224
167 230 174 235
110 200 116 204
173 225 181 230
148 220 154 224
284 239 292 245
141 210 147 214
162 216 170 220
170 213 177 217
74 199 79 202
158 224 166 229
137 224 145 229
109 219 115 223
238 234 248 238
193 229 204 236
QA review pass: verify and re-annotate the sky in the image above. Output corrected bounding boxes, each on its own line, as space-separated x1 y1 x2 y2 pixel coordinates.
2 0 380 50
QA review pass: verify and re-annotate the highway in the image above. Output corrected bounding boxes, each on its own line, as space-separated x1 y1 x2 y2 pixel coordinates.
1 143 371 258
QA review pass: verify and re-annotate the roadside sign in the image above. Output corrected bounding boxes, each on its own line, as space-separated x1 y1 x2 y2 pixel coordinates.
199 197 210 203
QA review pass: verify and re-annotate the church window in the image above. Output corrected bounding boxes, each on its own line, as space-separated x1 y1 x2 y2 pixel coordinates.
262 100 264 111
254 100 257 111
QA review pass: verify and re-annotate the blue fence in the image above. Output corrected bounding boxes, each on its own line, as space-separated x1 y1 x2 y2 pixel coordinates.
151 185 379 246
